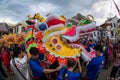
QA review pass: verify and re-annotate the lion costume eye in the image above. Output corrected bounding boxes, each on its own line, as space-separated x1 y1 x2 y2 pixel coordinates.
38 23 48 31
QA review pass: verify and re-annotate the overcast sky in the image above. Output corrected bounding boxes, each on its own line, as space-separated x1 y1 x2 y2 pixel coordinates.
0 0 120 25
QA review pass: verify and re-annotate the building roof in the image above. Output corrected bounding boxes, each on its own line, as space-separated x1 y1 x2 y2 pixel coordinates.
100 23 112 28
0 23 9 32
106 15 117 22
7 23 15 27
67 13 85 25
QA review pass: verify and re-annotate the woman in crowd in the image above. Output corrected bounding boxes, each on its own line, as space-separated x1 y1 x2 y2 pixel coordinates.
10 46 30 80
108 41 120 80
107 42 113 67
1 46 13 74
0 55 8 79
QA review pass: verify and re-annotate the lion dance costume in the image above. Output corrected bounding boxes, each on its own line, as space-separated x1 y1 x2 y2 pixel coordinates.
25 13 96 66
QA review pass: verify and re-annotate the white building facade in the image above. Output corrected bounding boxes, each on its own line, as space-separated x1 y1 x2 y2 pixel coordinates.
92 16 119 40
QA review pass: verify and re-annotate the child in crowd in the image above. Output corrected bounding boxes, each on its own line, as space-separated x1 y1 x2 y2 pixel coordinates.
86 45 104 80
1 46 13 74
57 58 82 80
10 46 30 80
29 47 62 80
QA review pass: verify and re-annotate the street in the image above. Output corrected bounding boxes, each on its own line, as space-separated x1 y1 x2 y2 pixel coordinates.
4 66 119 80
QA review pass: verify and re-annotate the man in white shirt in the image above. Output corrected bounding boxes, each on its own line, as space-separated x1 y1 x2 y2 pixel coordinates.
10 47 30 80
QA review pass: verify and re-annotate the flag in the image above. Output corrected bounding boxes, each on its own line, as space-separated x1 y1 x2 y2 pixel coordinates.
112 0 120 16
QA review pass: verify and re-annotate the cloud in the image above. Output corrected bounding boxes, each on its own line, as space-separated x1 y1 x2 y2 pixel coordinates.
81 0 120 25
29 2 60 16
0 0 120 25
0 17 17 23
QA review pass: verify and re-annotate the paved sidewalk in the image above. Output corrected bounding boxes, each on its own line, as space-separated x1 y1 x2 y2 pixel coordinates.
4 66 119 80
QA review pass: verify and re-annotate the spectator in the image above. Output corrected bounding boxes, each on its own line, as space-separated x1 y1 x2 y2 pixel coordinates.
100 41 108 69
57 58 82 80
0 72 4 80
0 46 8 78
10 46 30 80
109 41 120 80
107 42 113 66
86 45 104 80
29 47 62 80
92 40 97 47
1 46 13 74
86 40 94 52
82 38 87 45
0 57 8 78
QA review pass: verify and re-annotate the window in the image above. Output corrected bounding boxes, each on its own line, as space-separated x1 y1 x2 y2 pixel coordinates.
111 31 114 36
115 32 117 37
10 28 13 33
22 27 25 32
105 31 107 36
94 32 96 36
104 32 105 37
17 27 19 32
15 27 17 33
97 32 99 36
114 23 116 28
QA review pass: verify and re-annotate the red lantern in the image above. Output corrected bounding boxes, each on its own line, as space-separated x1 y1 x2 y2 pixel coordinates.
27 41 30 46
58 57 68 66
26 43 29 47
36 31 42 40
38 42 46 54
46 52 56 64
34 39 38 43
30 39 34 44
38 47 46 54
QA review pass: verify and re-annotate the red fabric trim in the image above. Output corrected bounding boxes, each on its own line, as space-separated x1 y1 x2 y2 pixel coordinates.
46 18 65 27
